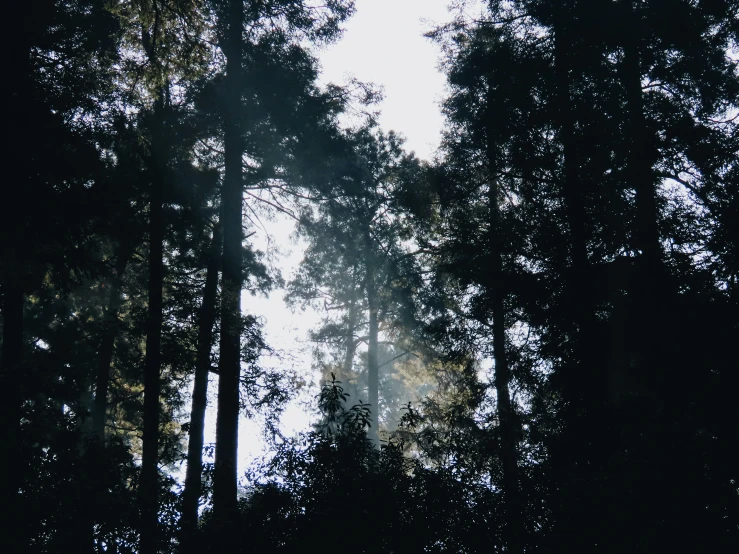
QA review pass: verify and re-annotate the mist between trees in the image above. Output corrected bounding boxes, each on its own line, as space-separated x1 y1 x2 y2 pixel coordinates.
1 1 738 553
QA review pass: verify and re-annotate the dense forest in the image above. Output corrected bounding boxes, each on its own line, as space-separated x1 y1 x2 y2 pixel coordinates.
2 1 738 553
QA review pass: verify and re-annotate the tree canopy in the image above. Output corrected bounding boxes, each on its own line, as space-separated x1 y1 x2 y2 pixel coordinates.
2 1 737 553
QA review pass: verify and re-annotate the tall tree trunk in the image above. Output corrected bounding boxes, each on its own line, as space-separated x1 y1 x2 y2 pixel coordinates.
343 288 358 377
214 0 244 529
91 241 132 441
622 1 661 275
485 110 522 554
139 93 167 554
620 0 662 374
364 237 380 449
180 223 221 550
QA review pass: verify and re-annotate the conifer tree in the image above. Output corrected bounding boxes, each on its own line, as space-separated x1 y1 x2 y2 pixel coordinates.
288 127 424 448
205 0 355 539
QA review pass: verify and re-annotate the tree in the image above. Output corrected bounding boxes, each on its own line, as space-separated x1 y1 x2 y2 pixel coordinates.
288 126 425 449
1 0 120 548
5 1 738 551
209 0 355 531
179 222 221 548
427 1 739 551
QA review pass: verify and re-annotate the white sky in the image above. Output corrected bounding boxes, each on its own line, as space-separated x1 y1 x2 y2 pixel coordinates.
198 0 451 481
319 0 449 160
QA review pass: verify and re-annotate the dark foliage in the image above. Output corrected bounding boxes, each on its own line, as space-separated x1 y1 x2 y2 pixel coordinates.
2 1 737 553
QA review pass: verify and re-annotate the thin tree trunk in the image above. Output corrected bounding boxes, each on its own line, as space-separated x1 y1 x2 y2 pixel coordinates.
91 241 132 441
180 223 221 550
139 92 167 554
343 289 358 377
485 108 522 554
620 0 662 374
214 0 244 528
622 1 661 274
363 230 380 449
488 205 522 554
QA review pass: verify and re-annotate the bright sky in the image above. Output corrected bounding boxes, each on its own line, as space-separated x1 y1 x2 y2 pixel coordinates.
319 0 449 160
198 0 451 482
